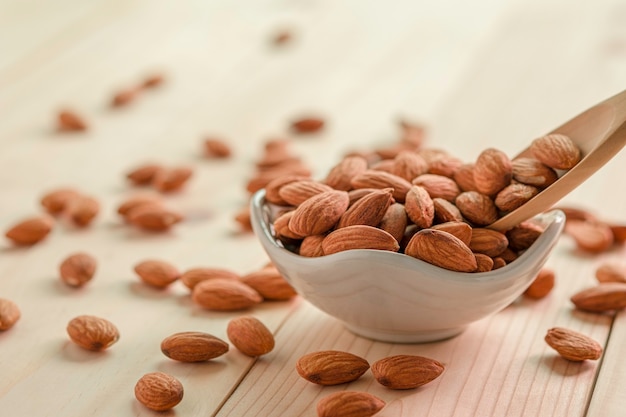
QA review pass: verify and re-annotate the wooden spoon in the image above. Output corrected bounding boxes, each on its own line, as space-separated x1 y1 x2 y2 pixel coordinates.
488 89 626 231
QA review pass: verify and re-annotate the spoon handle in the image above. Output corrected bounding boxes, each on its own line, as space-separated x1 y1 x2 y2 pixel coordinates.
488 89 626 231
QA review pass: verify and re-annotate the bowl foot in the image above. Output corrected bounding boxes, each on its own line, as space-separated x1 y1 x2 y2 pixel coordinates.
344 323 467 343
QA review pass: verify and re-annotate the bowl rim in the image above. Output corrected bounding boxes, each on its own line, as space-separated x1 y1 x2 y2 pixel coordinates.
250 189 566 284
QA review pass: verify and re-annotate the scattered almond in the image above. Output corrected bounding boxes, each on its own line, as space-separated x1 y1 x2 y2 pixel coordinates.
0 298 21 330
291 117 325 133
127 205 183 231
564 220 614 253
152 166 193 192
111 88 138 107
66 195 99 227
58 110 88 132
66 315 119 351
40 188 80 214
134 372 183 411
5 215 54 245
371 354 445 389
191 278 262 310
227 316 275 357
317 391 386 417
60 252 97 287
544 327 602 361
296 350 370 385
181 267 240 290
524 268 555 299
161 331 229 362
134 260 180 288
240 267 297 300
570 282 626 312
595 262 626 283
126 163 163 186
203 138 232 158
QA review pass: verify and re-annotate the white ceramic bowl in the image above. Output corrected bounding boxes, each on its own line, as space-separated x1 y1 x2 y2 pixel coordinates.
250 190 565 343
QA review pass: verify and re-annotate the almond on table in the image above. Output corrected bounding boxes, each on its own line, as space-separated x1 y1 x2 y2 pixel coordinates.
0 298 21 330
227 316 275 357
317 391 385 417
296 350 370 385
57 110 88 132
371 354 445 389
5 215 54 245
544 327 602 361
66 315 119 351
134 259 180 288
161 331 229 362
134 372 183 411
60 252 97 287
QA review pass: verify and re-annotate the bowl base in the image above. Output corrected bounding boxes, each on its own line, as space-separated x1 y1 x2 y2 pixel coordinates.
344 324 467 344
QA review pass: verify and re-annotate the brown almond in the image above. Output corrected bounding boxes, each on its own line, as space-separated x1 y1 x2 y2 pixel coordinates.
392 150 428 181
40 188 80 214
530 133 581 170
455 191 498 226
203 138 232 158
0 298 21 330
240 267 297 300
60 252 97 287
337 188 394 228
595 262 626 283
399 118 426 148
431 222 472 246
66 195 100 227
161 331 229 362
378 203 408 243
296 350 369 385
322 225 400 255
609 223 626 243
111 88 138 107
555 206 598 222
492 257 507 269
273 210 304 240
404 185 434 228
134 372 183 411
58 110 88 131
371 355 444 389
127 205 183 231
494 183 539 212
278 180 334 206
544 327 602 361
289 190 349 236
506 221 544 251
473 148 512 196
317 391 386 417
299 235 326 257
264 175 310 205
152 166 193 192
142 73 165 88
524 268 555 299
66 315 119 351
181 267 240 289
350 170 412 202
570 283 626 312
5 216 54 245
117 194 163 218
412 173 460 202
234 206 253 231
227 316 275 357
134 260 180 288
512 157 558 188
324 156 369 191
191 278 262 310
427 155 463 178
474 253 495 272
126 163 163 185
291 117 325 133
469 228 509 257
405 229 477 272
433 198 463 223
564 220 614 253
453 163 478 192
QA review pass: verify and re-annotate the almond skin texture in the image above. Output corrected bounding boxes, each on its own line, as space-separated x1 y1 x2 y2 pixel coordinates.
288 190 350 236
392 150 429 181
240 267 297 300
404 185 434 228
506 221 544 251
570 283 626 312
60 252 97 287
278 180 334 206
524 268 555 299
264 175 310 205
473 148 512 196
455 191 499 226
544 327 602 361
322 225 400 255
181 267 240 290
530 133 581 170
350 170 412 202
371 355 445 389
227 316 275 357
433 197 463 223
431 222 472 246
66 315 119 351
296 350 370 385
191 278 262 311
41 188 80 214
474 253 495 272
405 229 477 272
134 260 180 288
412 173 460 202
274 211 305 239
469 228 509 257
5 216 54 245
495 183 539 212
0 298 21 330
299 235 326 257
161 331 229 362
317 391 386 417
337 188 394 228
379 203 408 243
512 157 558 188
324 156 369 191
135 372 183 411
453 163 478 192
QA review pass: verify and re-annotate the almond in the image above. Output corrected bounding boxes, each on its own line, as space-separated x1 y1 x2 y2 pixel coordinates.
405 229 477 272
126 163 163 185
595 262 626 283
296 350 369 385
495 183 539 212
117 194 163 218
454 191 498 226
506 221 544 251
412 173 460 202
66 315 119 351
240 267 297 300
234 206 253 231
544 327 602 361
570 283 626 312
404 185 434 228
191 278 262 310
161 331 229 362
337 188 394 228
609 223 626 243
427 155 463 178
181 267 240 289
371 355 445 389
134 372 183 411
317 391 386 417
324 156 369 191
291 117 325 133
524 268 555 299
152 166 193 192
127 205 183 231
288 190 349 236
66 195 100 227
264 175 310 205
378 203 408 243
111 88 138 107
60 252 97 287
299 235 326 257
431 222 472 246
564 220 614 253
492 257 507 269
473 148 512 196
322 225 400 255
350 170 412 202
529 133 581 170
512 157 558 188
203 138 232 158
453 163 478 192
0 298 21 330
5 215 54 245
469 228 509 257
398 118 426 148
555 206 597 222
433 197 463 223
142 73 165 88
278 180 334 206
57 110 88 131
474 253 495 272
40 188 80 214
227 316 275 357
134 260 180 288
273 210 304 240
391 150 428 181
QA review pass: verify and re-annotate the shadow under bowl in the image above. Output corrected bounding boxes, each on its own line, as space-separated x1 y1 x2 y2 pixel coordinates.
250 190 565 343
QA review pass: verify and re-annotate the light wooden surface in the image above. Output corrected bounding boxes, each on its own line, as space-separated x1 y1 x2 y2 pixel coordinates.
1 0 626 416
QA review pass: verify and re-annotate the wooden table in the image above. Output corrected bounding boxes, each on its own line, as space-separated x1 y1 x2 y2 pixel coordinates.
1 0 626 415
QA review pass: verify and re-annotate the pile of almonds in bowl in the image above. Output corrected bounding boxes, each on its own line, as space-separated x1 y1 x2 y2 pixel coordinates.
263 131 582 272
